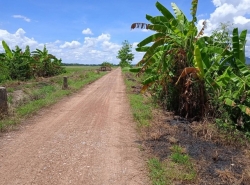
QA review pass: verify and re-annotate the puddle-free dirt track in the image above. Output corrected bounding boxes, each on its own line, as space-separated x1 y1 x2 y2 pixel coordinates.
0 68 149 185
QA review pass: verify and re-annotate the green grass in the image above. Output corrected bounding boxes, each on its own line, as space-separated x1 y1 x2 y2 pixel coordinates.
16 89 70 117
122 70 153 127
122 69 197 184
0 66 106 131
170 145 190 165
147 145 196 185
167 145 196 182
63 66 100 74
129 94 153 127
147 158 168 185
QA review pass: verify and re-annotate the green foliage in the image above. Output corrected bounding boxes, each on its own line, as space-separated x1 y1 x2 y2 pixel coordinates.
205 27 250 131
117 40 134 68
1 42 32 81
123 71 153 127
129 94 152 127
7 45 32 80
131 1 250 133
147 145 196 185
0 41 65 82
101 61 113 67
32 45 65 77
211 22 232 48
121 66 131 72
131 0 205 118
170 145 190 165
0 53 10 82
147 158 167 185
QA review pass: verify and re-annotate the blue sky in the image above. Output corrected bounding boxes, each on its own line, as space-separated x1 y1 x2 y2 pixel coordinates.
0 0 250 64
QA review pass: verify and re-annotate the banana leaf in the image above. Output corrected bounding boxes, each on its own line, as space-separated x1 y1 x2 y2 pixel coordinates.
239 30 247 63
136 46 150 52
216 67 231 87
193 45 204 78
235 58 250 77
171 3 188 24
147 15 169 25
224 98 250 116
138 39 166 63
156 1 175 20
232 28 240 59
2 40 13 59
148 24 173 34
137 33 166 47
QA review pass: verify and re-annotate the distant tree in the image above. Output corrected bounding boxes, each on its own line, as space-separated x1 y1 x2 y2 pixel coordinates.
101 61 113 67
211 22 233 48
116 40 134 68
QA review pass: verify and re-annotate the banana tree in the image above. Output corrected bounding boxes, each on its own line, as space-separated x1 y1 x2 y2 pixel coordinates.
0 52 9 82
215 60 250 127
32 46 64 77
131 0 210 118
32 46 52 77
214 29 250 128
2 41 32 80
131 0 250 129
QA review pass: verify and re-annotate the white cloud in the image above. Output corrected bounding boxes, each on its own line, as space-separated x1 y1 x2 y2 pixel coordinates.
82 28 93 35
198 0 250 33
0 28 38 50
96 33 111 42
101 41 120 52
233 16 250 25
60 41 81 49
0 28 129 64
198 0 250 58
54 40 61 44
197 13 207 18
132 42 139 49
212 0 221 7
212 0 240 7
12 15 31 22
83 33 111 48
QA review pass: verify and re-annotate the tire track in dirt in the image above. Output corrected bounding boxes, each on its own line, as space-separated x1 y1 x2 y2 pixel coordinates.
0 68 148 185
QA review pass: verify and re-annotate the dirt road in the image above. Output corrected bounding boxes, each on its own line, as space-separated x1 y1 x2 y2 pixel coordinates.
0 68 148 185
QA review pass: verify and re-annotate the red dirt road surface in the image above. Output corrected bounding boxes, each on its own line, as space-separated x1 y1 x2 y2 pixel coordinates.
0 68 149 185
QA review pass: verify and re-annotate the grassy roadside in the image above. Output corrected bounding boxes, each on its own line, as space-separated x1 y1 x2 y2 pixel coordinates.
122 67 153 128
0 66 107 131
122 68 197 185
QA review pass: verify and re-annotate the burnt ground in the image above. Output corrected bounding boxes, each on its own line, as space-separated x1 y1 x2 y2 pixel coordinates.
140 110 250 185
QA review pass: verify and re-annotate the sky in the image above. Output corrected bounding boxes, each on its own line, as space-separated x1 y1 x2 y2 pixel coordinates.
0 0 250 64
